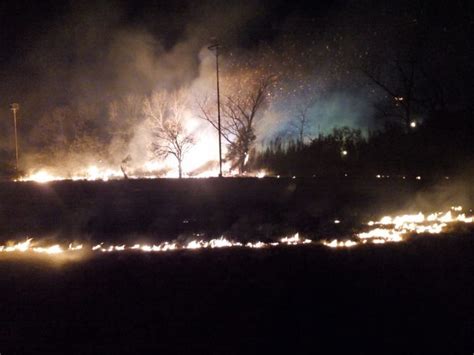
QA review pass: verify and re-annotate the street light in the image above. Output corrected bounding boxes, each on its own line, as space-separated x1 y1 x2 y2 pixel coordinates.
208 42 223 177
10 103 20 171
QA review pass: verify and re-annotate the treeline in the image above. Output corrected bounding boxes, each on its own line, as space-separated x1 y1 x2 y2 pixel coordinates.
249 110 474 178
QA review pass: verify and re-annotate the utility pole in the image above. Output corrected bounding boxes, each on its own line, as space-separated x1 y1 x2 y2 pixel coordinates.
10 103 20 171
208 42 223 177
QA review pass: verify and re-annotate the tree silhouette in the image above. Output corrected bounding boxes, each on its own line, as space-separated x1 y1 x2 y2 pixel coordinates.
144 89 195 178
199 73 275 173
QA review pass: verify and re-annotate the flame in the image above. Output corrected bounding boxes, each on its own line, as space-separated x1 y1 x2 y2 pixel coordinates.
0 238 84 256
322 206 474 248
0 234 314 259
18 167 127 183
1 207 473 259
18 114 236 181
18 163 268 182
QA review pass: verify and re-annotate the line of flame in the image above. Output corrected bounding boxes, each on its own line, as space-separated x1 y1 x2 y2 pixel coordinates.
0 234 310 256
1 207 473 258
322 207 473 248
16 165 269 183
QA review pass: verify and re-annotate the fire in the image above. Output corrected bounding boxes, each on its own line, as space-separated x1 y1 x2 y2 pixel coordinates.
0 234 314 259
18 163 268 182
18 166 127 183
16 119 266 182
17 115 231 181
0 238 83 255
322 206 474 248
1 207 473 259
256 170 266 179
21 170 66 183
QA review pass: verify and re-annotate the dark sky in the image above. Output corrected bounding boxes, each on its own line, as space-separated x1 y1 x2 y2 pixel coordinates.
1 1 472 82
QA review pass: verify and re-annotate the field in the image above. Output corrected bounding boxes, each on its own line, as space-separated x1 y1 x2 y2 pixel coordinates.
1 176 471 242
0 177 473 354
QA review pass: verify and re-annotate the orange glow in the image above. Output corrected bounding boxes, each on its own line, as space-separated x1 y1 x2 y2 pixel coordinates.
1 207 472 260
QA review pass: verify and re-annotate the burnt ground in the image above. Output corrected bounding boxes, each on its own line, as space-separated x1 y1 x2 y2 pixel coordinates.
0 177 473 354
1 176 472 242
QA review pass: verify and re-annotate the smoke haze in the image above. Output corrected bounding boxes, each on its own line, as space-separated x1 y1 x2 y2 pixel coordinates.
0 0 470 176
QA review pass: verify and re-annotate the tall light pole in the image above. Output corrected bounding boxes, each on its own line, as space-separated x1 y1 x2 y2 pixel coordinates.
10 103 20 171
208 42 223 177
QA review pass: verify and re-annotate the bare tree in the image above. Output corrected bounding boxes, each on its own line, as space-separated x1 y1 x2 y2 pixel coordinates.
291 96 316 144
362 57 420 130
199 74 275 173
144 89 195 178
361 37 446 131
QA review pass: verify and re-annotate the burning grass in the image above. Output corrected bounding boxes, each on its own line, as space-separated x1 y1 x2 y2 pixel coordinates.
1 207 472 262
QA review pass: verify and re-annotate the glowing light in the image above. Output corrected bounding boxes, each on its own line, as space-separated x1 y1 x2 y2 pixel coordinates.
18 160 268 182
322 208 474 248
1 208 473 260
410 121 417 128
280 233 311 245
19 171 64 183
323 239 357 248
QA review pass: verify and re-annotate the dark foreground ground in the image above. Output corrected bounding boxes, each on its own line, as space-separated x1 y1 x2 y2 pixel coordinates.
1 235 473 354
1 176 473 241
1 177 473 354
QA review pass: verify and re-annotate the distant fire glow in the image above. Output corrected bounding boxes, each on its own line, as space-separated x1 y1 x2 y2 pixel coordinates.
1 207 472 260
17 161 266 183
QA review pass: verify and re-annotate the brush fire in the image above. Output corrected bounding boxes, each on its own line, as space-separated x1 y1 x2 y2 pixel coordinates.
1 207 472 260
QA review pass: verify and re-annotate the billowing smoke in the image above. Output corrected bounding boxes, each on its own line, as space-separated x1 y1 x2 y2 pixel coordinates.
0 0 396 177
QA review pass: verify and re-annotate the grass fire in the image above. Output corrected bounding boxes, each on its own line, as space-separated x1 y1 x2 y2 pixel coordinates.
1 0 473 353
2 207 472 261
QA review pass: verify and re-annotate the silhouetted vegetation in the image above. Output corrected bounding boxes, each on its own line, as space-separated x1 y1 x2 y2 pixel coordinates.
249 109 474 178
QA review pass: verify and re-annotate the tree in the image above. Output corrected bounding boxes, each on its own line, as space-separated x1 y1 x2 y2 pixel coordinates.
359 12 448 130
144 89 195 178
291 96 316 144
199 73 275 173
362 56 421 130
